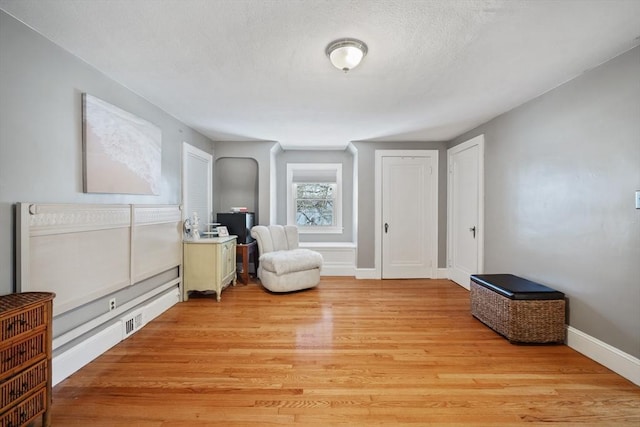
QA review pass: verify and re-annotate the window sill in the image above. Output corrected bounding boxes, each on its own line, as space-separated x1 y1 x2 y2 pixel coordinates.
299 241 356 248
295 226 344 234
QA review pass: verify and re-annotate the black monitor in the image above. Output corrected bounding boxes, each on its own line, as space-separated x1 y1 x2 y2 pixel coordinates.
216 212 255 244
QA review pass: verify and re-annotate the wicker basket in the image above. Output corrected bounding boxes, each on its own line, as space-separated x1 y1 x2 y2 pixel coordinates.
470 281 565 343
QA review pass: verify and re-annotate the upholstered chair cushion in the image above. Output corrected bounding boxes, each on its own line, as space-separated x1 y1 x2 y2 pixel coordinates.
260 249 323 276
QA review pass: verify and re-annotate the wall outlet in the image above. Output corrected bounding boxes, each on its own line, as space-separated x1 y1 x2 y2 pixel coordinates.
108 298 117 311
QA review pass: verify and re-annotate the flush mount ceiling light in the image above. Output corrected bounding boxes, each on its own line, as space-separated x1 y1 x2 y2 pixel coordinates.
325 38 368 72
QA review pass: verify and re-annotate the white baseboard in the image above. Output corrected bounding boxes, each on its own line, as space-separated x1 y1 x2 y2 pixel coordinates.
436 268 448 279
52 322 121 386
566 326 640 386
355 268 379 279
144 287 181 323
52 286 180 386
354 268 449 280
357 261 448 280
53 278 180 350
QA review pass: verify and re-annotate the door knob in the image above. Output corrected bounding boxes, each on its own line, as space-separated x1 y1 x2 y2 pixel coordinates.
469 226 476 238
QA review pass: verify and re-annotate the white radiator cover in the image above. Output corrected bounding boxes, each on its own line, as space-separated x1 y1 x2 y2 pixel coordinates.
298 242 356 276
52 286 180 386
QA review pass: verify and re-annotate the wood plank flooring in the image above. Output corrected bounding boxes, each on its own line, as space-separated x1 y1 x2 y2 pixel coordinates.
50 278 640 426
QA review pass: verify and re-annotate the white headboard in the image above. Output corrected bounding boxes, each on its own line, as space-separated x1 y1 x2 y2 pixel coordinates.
16 203 182 316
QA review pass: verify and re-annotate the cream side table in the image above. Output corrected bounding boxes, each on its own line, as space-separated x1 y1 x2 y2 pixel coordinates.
183 236 237 302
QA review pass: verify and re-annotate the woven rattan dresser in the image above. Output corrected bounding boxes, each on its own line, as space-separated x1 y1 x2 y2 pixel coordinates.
0 292 55 427
470 274 565 344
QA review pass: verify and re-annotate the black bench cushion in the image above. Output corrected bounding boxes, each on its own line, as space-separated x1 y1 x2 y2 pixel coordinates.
470 274 564 300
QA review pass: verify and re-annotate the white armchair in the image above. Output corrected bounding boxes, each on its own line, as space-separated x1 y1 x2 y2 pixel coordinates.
250 225 323 292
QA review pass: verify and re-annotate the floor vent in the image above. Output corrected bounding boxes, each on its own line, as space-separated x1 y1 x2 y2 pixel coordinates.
122 310 144 339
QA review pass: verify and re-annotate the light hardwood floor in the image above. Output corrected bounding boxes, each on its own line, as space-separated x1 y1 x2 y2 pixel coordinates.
51 278 639 426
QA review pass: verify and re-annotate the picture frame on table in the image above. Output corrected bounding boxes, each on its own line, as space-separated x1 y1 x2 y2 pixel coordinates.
216 226 229 237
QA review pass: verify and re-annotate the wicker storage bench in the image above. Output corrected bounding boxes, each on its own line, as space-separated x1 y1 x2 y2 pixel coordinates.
470 274 565 344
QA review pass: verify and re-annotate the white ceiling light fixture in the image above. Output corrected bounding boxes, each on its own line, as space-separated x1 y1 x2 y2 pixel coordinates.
326 38 368 72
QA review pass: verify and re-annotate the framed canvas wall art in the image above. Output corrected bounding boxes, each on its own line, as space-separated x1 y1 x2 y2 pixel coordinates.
83 94 162 195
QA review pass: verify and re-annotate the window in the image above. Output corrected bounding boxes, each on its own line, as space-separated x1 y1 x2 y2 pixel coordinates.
294 183 337 226
287 163 342 233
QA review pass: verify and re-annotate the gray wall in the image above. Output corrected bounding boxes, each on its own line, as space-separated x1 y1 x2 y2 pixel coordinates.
0 11 213 331
351 141 449 269
214 157 259 218
275 149 355 243
449 46 640 358
212 141 277 226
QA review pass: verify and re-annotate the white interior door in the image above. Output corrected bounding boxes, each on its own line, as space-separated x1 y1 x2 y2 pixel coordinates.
183 143 212 233
380 153 437 279
447 135 484 289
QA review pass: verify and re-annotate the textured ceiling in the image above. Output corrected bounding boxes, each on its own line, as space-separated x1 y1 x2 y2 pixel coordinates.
1 0 639 149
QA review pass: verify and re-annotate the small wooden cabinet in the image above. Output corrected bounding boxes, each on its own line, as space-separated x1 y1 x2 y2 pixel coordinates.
0 292 55 427
183 236 237 302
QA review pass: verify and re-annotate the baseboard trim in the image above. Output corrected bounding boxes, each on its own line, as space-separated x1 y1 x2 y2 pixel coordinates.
355 268 379 279
566 326 640 386
52 286 180 386
53 278 180 350
52 322 121 386
436 268 448 279
144 287 181 323
354 268 449 280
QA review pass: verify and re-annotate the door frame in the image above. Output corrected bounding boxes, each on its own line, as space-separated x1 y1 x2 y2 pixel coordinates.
182 142 213 226
447 134 485 289
374 150 439 279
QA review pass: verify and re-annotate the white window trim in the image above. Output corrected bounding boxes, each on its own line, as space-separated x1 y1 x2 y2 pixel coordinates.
286 163 343 234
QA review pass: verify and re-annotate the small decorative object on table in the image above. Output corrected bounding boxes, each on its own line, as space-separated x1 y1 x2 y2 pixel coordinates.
216 226 229 237
191 212 200 240
202 222 220 237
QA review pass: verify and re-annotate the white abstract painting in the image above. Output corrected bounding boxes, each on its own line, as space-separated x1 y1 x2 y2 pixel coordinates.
83 94 161 195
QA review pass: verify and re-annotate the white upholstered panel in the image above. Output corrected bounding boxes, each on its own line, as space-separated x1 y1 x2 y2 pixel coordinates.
17 203 182 316
132 205 182 283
